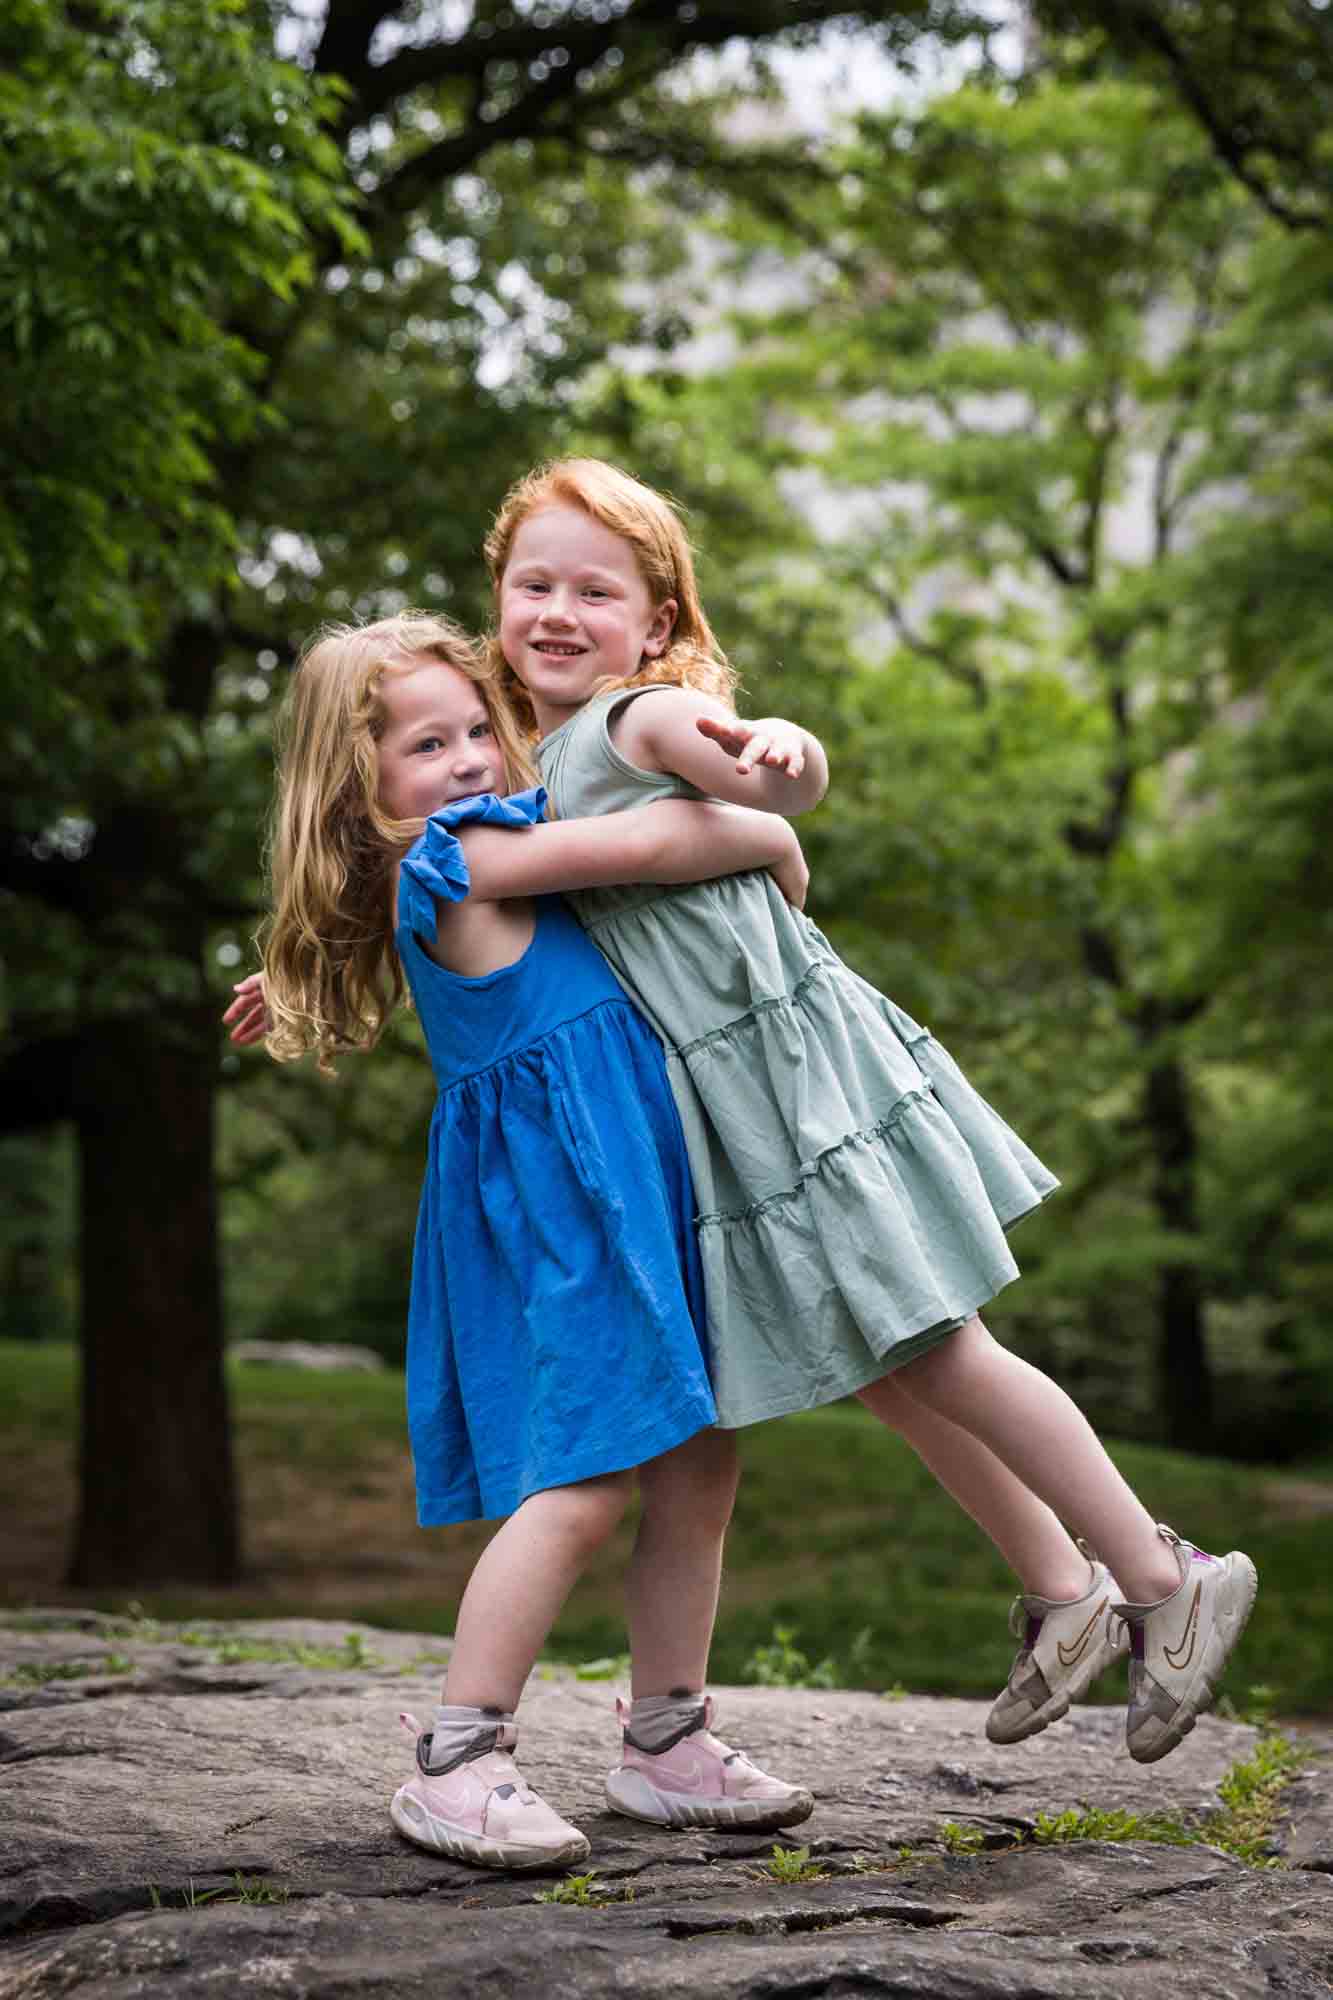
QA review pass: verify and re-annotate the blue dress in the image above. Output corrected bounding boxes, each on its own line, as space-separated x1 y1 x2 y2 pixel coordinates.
397 788 716 1526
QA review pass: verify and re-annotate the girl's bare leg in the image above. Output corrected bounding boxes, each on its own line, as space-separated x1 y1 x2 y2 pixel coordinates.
627 1427 740 1696
444 1471 635 1711
856 1372 1091 1601
895 1318 1181 1604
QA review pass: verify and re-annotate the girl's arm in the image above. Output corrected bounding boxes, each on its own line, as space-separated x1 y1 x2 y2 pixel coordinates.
224 801 808 1042
457 798 808 907
613 688 829 815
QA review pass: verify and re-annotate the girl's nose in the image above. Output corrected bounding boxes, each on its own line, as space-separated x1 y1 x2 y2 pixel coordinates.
537 590 576 626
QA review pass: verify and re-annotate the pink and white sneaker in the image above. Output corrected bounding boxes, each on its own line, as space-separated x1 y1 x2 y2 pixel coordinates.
390 1712 590 1870
605 1695 814 1831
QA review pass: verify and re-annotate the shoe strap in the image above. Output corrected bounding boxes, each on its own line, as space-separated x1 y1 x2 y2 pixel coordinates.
618 1691 714 1754
410 1712 518 1777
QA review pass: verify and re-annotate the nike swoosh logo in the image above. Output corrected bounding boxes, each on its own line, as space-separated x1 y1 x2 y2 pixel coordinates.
423 1778 472 1817
1056 1595 1109 1668
659 1755 710 1794
1163 1582 1202 1671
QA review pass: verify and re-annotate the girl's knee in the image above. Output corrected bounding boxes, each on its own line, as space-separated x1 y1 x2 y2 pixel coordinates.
898 1315 992 1396
524 1472 632 1557
856 1372 913 1427
641 1429 738 1533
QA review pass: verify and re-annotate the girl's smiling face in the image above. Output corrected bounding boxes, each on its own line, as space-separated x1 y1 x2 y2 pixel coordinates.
376 659 507 821
498 504 677 735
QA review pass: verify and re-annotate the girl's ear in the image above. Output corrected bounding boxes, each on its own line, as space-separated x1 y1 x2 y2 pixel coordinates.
643 597 678 660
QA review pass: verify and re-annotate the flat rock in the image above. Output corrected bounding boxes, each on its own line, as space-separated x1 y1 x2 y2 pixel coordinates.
2 1615 1330 1998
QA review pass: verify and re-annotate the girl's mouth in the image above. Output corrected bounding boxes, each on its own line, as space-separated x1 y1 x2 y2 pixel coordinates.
532 641 587 657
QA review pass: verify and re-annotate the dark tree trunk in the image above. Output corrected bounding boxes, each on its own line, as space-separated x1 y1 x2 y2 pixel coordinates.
1142 1052 1212 1453
67 1006 238 1586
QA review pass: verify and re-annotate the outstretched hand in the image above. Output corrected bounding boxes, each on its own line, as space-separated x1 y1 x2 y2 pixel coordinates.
696 713 808 780
222 972 270 1047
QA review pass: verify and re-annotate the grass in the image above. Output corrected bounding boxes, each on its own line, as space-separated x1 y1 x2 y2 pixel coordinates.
177 1630 382 1671
1030 1805 1199 1849
936 1733 1307 1869
742 1623 840 1689
1209 1729 1307 1864
2 1339 1331 1713
4 1652 132 1687
149 1874 292 1910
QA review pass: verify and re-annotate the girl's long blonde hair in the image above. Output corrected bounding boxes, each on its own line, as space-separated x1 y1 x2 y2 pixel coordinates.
262 611 535 1074
483 458 739 735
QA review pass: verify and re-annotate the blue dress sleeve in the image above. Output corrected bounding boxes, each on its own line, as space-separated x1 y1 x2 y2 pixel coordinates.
397 787 548 945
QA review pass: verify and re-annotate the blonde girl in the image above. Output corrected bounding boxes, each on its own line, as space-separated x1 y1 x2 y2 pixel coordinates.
484 460 1257 1767
241 610 814 1869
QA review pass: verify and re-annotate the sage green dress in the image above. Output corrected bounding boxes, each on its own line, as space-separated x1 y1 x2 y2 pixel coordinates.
537 686 1058 1429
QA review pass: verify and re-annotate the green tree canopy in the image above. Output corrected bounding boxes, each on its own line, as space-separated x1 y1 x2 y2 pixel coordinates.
669 63 1333 1448
0 0 986 1585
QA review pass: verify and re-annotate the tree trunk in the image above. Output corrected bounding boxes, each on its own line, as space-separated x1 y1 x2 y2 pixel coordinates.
67 1007 238 1586
1142 1052 1213 1453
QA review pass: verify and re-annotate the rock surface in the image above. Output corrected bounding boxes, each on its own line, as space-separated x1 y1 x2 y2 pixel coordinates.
2 1614 1330 1998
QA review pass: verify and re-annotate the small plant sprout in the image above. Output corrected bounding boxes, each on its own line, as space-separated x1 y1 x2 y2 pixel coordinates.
762 1844 826 1884
534 1870 604 1906
939 1820 986 1855
845 1851 892 1875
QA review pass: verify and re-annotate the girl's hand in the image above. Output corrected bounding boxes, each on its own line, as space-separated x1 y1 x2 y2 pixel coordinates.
222 972 271 1047
696 714 808 780
616 690 828 814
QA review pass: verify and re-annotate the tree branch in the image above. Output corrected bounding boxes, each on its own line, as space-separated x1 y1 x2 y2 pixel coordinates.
332 0 913 128
859 575 990 707
1126 8 1324 233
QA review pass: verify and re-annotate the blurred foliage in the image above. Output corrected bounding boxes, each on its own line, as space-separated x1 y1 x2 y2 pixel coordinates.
637 64 1333 1454
1029 0 1333 233
5 1346 1328 1710
0 0 357 789
0 1 993 1573
2 3 1330 1483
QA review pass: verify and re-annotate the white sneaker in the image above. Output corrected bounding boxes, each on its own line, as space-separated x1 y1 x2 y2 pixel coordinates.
390 1712 590 1870
987 1560 1129 1744
1116 1527 1258 1764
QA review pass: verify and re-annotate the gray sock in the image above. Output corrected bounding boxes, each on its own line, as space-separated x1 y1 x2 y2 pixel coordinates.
624 1688 706 1754
423 1703 515 1775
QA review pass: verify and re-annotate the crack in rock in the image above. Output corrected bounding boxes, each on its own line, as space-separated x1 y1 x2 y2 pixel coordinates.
662 1897 965 1941
2 1617 1329 1998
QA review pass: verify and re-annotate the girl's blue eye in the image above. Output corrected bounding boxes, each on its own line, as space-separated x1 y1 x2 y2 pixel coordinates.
469 722 492 740
416 736 442 753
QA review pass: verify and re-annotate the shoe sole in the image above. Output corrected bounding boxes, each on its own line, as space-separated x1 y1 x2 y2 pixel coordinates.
986 1624 1130 1745
605 1766 814 1831
1128 1553 1259 1765
390 1787 591 1870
